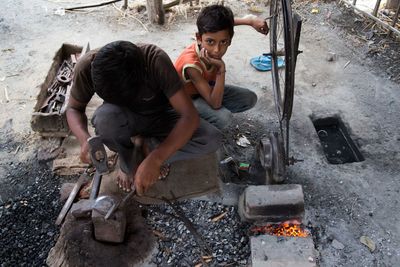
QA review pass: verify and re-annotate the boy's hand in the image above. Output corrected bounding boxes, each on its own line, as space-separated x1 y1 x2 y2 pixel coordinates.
200 48 225 72
251 18 269 35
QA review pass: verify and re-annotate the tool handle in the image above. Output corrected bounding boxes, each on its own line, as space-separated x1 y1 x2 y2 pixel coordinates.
89 172 102 200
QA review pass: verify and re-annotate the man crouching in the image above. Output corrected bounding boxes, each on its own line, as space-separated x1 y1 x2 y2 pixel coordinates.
66 41 221 195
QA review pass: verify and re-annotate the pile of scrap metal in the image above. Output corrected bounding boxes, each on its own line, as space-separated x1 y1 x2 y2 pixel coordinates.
39 59 74 114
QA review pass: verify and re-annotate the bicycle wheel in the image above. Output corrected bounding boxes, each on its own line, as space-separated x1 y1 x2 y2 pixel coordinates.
269 0 295 122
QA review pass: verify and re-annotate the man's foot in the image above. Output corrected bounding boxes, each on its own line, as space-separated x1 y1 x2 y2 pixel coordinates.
116 163 171 192
116 136 171 192
116 169 134 192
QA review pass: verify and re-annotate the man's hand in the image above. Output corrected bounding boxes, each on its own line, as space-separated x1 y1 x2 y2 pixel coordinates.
80 140 91 164
134 155 163 196
251 17 269 35
200 48 225 72
66 96 92 164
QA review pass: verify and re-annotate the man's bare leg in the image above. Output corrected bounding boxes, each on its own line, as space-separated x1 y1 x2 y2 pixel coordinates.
117 136 170 192
117 136 143 192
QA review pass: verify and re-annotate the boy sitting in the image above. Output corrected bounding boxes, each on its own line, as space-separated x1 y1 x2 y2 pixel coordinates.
174 5 268 130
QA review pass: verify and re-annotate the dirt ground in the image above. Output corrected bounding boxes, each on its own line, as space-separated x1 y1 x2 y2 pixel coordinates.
1 0 400 266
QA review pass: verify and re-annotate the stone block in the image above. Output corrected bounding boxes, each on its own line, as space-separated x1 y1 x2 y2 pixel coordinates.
92 208 126 243
193 182 246 206
251 235 317 267
238 185 304 222
98 152 220 205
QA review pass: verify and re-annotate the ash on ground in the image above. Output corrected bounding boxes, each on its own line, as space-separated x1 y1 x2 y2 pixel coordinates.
144 200 251 266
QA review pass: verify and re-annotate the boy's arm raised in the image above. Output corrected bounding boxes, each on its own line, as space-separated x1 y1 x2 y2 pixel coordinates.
234 15 269 35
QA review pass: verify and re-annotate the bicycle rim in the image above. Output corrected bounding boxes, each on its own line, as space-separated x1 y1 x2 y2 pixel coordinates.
270 0 295 122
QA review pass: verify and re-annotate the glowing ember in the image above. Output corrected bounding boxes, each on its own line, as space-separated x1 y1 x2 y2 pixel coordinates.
251 222 309 237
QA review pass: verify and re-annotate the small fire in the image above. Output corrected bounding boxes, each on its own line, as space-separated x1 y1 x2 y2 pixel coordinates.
251 222 309 237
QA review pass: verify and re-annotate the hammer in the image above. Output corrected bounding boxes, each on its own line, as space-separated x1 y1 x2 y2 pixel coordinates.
87 136 109 199
89 136 141 243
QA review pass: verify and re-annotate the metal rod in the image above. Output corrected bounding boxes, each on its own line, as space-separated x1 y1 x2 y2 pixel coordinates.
286 117 290 165
65 0 121 11
55 173 88 225
373 0 382 16
105 189 135 220
162 197 212 255
352 0 357 6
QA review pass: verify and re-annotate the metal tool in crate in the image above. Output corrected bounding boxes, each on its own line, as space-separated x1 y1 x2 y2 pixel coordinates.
40 60 74 114
31 42 90 136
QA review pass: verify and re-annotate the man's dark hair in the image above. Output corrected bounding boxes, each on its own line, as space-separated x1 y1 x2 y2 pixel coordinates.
196 5 234 38
91 40 146 105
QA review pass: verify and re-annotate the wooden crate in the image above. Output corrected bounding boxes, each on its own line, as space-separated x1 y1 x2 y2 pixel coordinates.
31 43 87 137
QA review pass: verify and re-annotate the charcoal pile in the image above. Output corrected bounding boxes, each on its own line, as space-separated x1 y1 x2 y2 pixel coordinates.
145 200 252 266
0 164 61 267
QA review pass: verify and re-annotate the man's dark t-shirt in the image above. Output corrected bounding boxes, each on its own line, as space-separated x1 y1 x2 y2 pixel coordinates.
71 44 183 115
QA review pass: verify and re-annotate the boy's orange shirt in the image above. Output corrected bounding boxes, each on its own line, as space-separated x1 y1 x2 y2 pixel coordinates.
174 43 217 96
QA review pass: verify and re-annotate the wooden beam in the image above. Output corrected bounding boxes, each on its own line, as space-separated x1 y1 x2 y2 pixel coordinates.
163 0 191 9
346 1 400 37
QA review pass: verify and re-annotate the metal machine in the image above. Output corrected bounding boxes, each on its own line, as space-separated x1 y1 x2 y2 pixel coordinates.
257 0 303 183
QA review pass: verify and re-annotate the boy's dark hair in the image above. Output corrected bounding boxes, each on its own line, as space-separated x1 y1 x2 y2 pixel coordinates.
91 40 146 105
197 5 234 38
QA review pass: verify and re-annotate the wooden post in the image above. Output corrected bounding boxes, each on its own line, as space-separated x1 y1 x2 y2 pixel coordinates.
146 0 165 25
386 0 400 9
392 2 400 27
373 0 382 16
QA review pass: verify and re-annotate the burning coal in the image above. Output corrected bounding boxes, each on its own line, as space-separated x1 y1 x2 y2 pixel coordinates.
250 222 309 237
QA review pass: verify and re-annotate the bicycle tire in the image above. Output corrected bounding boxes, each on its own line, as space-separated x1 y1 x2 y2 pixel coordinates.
269 0 295 122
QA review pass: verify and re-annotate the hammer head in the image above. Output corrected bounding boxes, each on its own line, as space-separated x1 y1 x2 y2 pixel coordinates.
87 136 108 174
